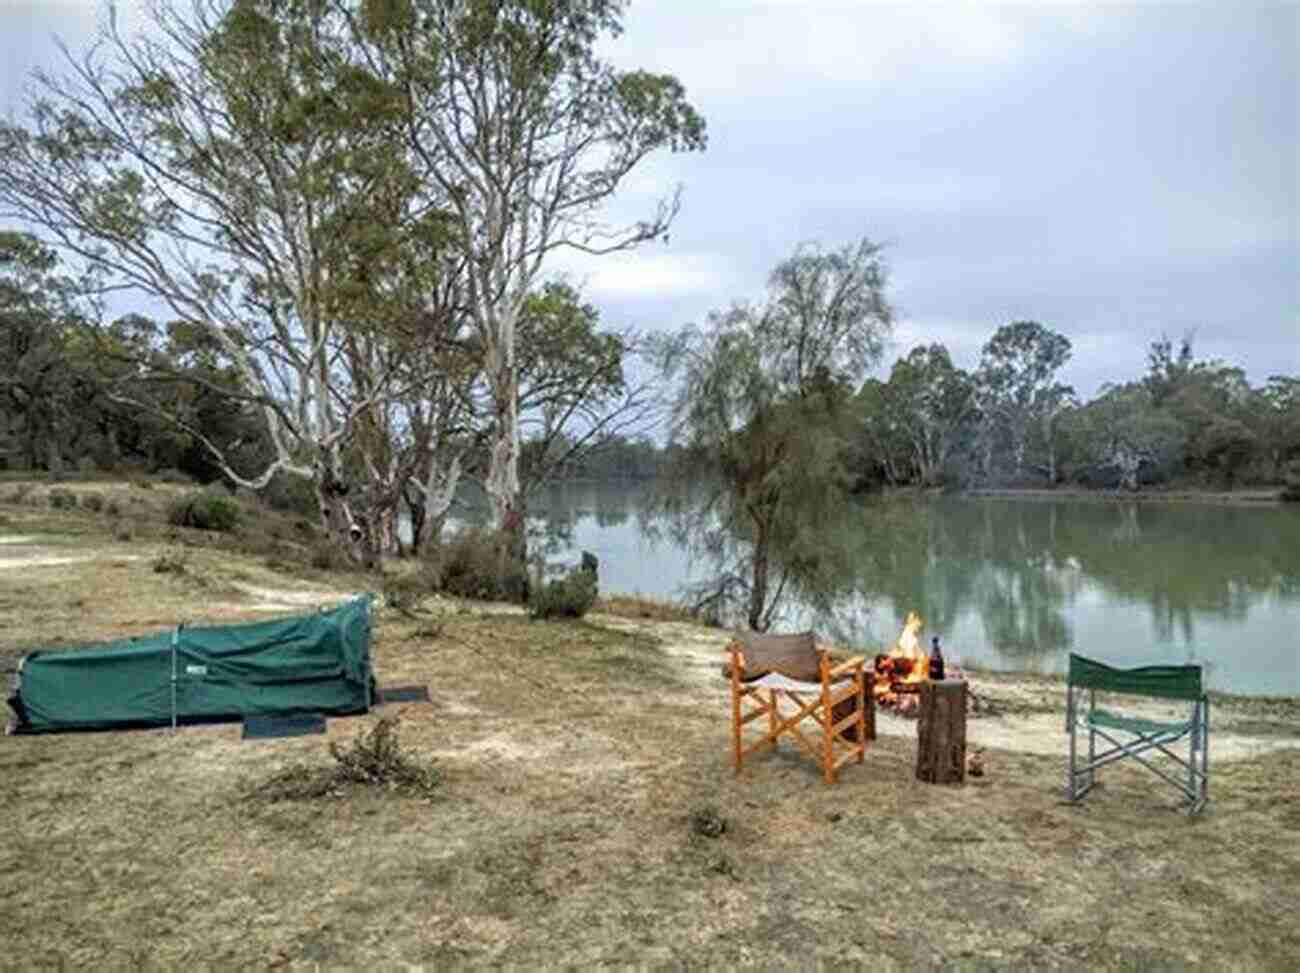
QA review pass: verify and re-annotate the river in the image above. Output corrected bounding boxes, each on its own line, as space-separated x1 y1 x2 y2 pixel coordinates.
430 480 1300 697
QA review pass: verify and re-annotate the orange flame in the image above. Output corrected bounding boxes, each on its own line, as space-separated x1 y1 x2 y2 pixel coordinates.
873 611 931 711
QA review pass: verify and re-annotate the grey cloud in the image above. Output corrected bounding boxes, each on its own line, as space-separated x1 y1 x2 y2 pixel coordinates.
2 1 1294 399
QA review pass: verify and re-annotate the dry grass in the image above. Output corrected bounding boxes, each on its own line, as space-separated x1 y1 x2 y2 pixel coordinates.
595 592 700 624
1 498 1299 967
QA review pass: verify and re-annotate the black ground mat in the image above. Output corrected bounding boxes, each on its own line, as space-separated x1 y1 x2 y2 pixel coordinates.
242 713 327 740
377 684 431 704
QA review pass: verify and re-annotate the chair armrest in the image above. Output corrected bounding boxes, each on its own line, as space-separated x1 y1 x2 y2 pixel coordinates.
826 655 866 680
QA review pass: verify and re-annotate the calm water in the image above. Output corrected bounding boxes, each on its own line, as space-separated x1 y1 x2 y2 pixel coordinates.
438 481 1300 697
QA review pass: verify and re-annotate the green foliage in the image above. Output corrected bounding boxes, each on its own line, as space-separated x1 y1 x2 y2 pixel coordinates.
975 320 1075 482
437 528 528 602
82 493 105 513
1281 461 1300 502
328 717 440 794
856 343 979 488
167 491 241 532
383 571 432 615
47 488 78 510
253 716 440 801
529 565 598 620
656 237 892 630
1062 383 1186 489
258 472 318 517
689 805 728 839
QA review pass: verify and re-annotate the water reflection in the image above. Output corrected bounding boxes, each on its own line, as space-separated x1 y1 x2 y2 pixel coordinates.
442 481 1300 694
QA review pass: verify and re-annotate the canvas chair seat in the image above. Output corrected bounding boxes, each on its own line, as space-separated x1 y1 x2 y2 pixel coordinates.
1087 708 1193 738
726 631 872 785
1065 653 1209 815
746 672 853 695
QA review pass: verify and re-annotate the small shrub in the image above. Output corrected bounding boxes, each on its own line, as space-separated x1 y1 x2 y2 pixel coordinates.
114 524 134 543
105 499 123 518
167 492 241 532
689 805 728 838
529 564 598 620
82 494 105 513
6 484 32 504
133 478 154 490
384 572 430 615
152 547 189 574
309 541 345 571
252 717 440 802
439 528 528 602
48 488 78 510
260 472 319 517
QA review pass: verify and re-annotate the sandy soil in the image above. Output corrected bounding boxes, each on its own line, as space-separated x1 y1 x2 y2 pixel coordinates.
593 614 1300 762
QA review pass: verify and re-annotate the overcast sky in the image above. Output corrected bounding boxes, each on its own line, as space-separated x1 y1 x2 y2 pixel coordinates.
2 1 1296 397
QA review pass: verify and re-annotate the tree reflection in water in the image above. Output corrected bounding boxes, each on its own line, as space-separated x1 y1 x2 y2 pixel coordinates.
443 482 1300 685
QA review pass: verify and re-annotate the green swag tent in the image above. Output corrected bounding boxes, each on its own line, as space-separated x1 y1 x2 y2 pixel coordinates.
6 595 374 734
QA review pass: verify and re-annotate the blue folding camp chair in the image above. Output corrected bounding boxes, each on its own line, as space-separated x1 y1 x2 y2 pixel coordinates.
1065 653 1209 815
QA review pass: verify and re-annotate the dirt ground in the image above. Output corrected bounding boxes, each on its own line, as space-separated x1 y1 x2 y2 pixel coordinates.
1 498 1299 968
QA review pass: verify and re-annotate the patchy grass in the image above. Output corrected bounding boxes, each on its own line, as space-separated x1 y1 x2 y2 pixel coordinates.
1 503 1298 967
595 592 699 623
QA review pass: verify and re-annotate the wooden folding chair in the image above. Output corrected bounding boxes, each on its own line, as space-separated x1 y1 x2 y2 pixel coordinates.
724 631 872 784
1065 653 1209 814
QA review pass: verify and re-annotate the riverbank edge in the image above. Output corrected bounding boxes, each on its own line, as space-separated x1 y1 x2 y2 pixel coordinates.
961 486 1288 505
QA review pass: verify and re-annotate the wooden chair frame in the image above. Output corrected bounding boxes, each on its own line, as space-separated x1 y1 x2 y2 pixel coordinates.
727 642 869 784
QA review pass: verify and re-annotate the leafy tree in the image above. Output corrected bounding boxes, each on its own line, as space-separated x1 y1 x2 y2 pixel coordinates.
869 343 978 486
1248 376 1300 480
1144 332 1196 408
1199 417 1257 488
1064 383 1186 490
976 320 1074 482
656 238 893 630
353 0 707 569
0 0 447 565
0 232 84 472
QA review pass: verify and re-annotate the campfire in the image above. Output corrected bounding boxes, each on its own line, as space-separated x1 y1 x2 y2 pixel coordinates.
873 611 933 715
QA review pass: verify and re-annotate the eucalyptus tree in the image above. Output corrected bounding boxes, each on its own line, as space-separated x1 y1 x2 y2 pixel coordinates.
657 237 893 631
1251 376 1300 481
975 320 1075 482
513 282 663 497
1064 383 1186 490
350 0 707 568
0 0 450 562
0 232 88 473
879 343 978 486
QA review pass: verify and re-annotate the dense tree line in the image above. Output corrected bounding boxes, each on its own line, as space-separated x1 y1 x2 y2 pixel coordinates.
854 325 1300 493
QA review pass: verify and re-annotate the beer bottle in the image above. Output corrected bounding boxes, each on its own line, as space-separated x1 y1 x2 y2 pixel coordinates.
929 636 945 681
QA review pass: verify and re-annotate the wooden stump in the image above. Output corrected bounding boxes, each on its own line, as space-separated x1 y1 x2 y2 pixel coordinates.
915 679 967 784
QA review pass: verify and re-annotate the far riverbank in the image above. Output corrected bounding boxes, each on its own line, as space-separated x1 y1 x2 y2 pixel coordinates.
961 486 1288 505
